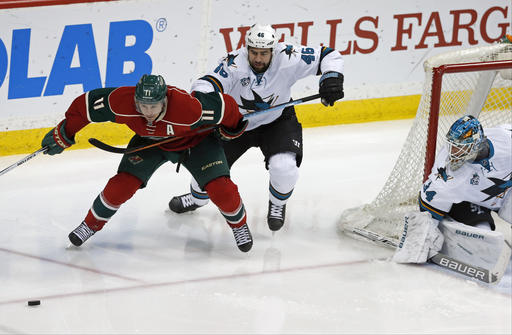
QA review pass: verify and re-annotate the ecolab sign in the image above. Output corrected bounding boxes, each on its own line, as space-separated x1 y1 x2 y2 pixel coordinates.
0 20 153 99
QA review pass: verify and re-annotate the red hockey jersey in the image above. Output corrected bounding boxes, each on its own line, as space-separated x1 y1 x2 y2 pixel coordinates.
62 86 242 151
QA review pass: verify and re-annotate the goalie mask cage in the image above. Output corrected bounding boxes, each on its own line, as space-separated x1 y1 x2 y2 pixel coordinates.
339 42 512 245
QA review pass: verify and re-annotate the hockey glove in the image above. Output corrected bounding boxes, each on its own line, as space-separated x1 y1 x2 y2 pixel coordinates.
41 120 75 155
216 119 248 141
319 72 344 106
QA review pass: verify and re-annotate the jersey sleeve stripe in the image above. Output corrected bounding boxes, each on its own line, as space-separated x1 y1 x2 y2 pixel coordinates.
317 46 335 75
217 92 225 125
200 75 224 93
84 91 92 123
418 195 446 221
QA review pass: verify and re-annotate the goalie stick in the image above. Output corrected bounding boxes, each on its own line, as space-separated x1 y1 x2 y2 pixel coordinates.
0 147 48 177
347 226 507 284
89 94 321 154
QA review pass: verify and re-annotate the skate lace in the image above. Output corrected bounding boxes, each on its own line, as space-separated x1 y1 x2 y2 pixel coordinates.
269 203 284 219
232 225 252 246
181 194 195 208
73 222 95 242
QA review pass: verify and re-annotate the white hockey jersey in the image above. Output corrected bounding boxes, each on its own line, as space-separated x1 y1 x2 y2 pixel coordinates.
420 125 512 220
191 43 344 131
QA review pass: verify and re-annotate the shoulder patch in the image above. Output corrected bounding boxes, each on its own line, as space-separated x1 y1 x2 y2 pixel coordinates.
280 45 298 59
435 167 452 182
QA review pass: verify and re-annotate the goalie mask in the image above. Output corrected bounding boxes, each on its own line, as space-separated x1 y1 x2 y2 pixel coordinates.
445 115 485 170
135 74 168 124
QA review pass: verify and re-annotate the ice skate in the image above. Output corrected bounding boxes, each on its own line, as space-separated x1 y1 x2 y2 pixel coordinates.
231 223 253 252
267 201 286 231
68 221 96 246
169 193 201 213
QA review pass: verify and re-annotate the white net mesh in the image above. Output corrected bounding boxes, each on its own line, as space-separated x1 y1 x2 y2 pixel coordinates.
339 42 512 245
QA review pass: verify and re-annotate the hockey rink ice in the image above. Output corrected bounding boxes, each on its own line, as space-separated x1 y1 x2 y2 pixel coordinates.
0 119 510 334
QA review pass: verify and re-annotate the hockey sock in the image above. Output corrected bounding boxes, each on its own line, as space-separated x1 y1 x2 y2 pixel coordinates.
204 176 246 228
190 177 209 206
268 152 299 206
84 172 142 231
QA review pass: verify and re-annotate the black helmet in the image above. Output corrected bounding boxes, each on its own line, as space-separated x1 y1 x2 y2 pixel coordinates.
135 74 167 104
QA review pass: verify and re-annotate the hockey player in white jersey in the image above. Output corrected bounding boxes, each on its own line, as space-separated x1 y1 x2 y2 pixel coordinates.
419 116 511 226
394 115 512 275
168 23 344 231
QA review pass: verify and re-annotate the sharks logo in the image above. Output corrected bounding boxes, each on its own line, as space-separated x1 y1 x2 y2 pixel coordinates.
481 174 512 201
280 45 298 59
239 90 278 111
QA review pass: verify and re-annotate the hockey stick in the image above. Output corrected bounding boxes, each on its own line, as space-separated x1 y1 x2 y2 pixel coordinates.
348 227 505 284
89 94 321 154
0 147 48 177
243 93 321 118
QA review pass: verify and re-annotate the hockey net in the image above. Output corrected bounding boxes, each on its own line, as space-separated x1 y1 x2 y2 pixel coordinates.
339 42 512 246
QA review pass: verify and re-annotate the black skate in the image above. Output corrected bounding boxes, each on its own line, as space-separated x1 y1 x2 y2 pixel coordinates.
169 193 201 213
267 201 286 231
69 221 96 246
231 223 253 252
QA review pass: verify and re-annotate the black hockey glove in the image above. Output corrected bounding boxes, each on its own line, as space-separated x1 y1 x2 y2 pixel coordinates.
319 72 344 107
216 118 248 141
41 120 75 155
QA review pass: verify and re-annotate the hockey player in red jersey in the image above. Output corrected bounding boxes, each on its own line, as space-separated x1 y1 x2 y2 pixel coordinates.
41 74 253 252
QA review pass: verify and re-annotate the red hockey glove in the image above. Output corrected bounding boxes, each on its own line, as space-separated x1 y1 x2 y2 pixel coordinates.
41 120 76 155
216 118 248 141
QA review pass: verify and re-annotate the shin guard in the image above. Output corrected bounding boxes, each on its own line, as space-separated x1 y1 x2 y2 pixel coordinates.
205 177 246 228
84 172 142 231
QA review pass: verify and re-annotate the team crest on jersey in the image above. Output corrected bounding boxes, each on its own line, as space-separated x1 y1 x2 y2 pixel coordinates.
128 155 143 165
240 90 278 112
470 173 480 185
481 175 512 201
240 77 250 87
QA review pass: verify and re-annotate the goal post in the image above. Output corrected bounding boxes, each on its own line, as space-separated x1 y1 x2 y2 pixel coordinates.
339 42 512 246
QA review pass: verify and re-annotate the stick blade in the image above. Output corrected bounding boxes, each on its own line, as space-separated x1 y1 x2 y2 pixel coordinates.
88 138 126 154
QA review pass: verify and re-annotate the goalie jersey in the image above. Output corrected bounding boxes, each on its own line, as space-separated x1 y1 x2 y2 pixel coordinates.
419 125 512 221
191 42 344 131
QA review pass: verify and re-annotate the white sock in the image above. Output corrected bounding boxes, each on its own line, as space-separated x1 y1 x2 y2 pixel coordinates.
268 152 299 206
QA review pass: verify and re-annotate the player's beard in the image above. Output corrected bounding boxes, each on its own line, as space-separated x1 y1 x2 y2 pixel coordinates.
250 59 271 73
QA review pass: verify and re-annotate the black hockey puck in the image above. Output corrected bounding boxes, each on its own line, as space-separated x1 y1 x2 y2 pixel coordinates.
27 300 40 306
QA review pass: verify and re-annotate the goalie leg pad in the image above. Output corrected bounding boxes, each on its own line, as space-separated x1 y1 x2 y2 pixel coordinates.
392 211 444 263
439 220 507 271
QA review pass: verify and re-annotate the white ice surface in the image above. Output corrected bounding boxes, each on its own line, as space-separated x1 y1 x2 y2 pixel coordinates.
0 120 510 334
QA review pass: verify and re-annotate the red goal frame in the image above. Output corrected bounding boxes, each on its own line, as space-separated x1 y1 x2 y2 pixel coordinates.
423 59 512 182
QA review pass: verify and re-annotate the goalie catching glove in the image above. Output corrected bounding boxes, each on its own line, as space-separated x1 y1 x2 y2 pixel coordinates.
319 72 344 106
215 118 248 141
41 120 75 155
